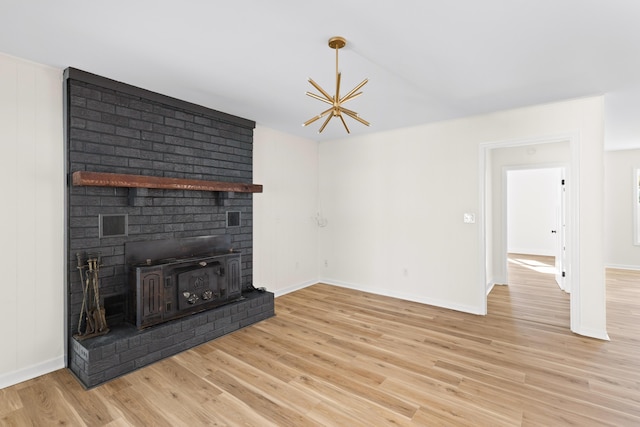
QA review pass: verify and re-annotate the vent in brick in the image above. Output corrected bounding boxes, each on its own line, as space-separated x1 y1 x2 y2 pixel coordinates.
99 214 128 238
227 211 241 227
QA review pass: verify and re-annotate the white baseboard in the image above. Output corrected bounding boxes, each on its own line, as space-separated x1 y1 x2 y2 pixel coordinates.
508 249 554 257
271 280 316 298
321 279 484 315
0 356 65 390
486 282 495 295
572 326 610 341
605 264 640 271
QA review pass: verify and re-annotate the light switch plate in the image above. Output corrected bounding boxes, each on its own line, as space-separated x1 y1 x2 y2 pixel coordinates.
463 213 476 223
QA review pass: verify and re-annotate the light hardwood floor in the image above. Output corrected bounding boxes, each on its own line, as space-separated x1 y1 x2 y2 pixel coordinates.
1 254 639 426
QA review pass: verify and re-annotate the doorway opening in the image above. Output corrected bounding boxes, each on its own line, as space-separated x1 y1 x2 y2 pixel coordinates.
503 253 571 328
479 134 580 334
506 167 567 291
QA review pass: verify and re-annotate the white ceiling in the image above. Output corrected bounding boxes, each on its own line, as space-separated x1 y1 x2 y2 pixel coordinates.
2 0 640 144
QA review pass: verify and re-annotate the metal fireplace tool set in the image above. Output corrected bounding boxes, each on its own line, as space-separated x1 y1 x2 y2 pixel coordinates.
74 253 109 340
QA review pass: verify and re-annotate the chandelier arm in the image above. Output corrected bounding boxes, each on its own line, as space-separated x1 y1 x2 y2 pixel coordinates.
306 92 334 105
303 107 333 127
340 91 363 104
337 113 351 134
342 109 370 127
339 105 360 117
318 112 334 133
308 78 334 103
340 79 368 103
303 116 321 127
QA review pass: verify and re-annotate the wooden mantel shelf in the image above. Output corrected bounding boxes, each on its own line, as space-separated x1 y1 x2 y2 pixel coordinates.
72 171 263 193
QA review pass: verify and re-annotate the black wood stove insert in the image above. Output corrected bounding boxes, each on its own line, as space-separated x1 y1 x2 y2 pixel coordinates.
126 235 242 329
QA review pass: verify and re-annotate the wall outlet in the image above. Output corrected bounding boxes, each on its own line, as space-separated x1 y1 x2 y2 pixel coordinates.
463 213 476 223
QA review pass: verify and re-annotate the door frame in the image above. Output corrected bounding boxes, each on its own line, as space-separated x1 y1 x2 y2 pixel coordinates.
479 132 580 333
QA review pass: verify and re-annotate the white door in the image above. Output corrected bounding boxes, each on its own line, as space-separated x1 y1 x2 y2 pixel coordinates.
506 167 565 287
554 170 567 291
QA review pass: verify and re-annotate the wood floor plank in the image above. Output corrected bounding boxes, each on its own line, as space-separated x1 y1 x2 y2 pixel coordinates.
278 352 419 418
520 403 617 427
208 393 280 427
48 369 115 426
130 376 220 426
460 373 640 426
412 405 479 427
204 369 324 427
201 333 302 383
2 253 640 425
0 407 35 427
251 317 362 361
303 400 376 427
327 335 464 386
379 371 523 425
0 387 22 415
14 377 85 426
104 385 175 427
409 396 518 427
289 374 415 426
203 349 321 415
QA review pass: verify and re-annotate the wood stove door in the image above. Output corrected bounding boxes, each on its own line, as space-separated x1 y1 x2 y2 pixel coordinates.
137 267 163 327
227 254 241 297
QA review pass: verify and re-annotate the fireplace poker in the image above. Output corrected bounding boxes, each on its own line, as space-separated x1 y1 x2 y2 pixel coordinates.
89 255 108 333
76 253 88 335
85 259 96 334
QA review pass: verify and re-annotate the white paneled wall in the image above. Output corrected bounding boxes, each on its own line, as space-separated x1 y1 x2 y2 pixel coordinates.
0 53 64 389
253 126 319 296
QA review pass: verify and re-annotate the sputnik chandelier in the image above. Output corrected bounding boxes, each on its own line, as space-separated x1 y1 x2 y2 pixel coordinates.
303 36 370 134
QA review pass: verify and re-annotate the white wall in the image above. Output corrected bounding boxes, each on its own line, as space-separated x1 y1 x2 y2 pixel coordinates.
0 53 64 389
507 168 561 256
604 86 640 151
253 126 319 296
318 97 606 339
604 148 640 269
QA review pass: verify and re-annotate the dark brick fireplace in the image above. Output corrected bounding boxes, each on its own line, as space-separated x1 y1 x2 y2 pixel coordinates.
65 68 273 388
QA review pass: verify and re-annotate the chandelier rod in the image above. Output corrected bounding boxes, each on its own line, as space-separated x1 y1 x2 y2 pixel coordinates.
335 42 339 84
